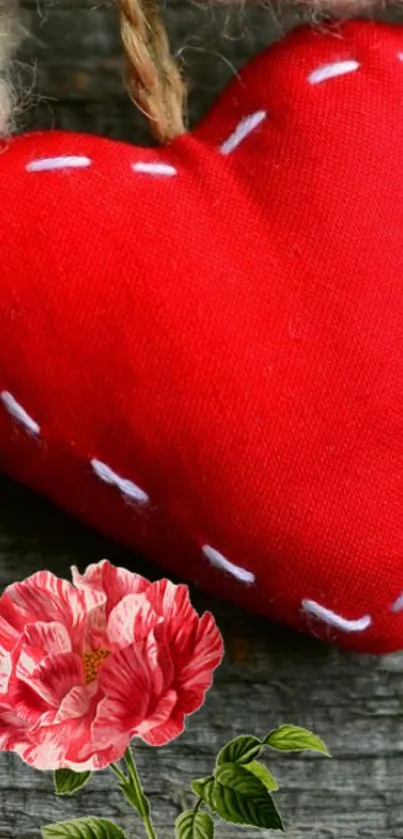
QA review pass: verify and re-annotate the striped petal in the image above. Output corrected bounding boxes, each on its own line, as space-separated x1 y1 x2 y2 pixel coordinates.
11 679 50 725
0 652 11 693
5 571 86 633
72 560 150 616
93 645 151 747
21 652 84 708
147 580 195 631
16 717 88 771
0 594 29 652
135 689 178 744
15 643 44 682
175 611 224 715
56 684 97 722
139 707 185 747
0 702 30 751
22 621 72 656
107 594 162 648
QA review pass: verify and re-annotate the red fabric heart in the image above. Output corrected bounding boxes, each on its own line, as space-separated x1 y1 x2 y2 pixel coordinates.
1 20 403 653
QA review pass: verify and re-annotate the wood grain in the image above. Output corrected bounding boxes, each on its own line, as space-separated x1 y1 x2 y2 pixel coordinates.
3 3 403 837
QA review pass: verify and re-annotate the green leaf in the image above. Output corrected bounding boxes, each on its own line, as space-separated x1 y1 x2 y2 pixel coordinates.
191 777 215 810
216 735 262 768
211 762 283 831
175 809 214 839
244 761 278 791
54 769 92 796
264 725 330 755
41 817 128 839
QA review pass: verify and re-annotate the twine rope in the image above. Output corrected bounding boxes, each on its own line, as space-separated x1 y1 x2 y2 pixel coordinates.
117 0 187 143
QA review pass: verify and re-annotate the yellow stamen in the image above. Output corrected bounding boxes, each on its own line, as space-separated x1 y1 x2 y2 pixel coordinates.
83 649 110 684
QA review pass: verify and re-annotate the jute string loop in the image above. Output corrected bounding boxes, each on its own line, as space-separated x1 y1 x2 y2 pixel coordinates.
117 0 187 143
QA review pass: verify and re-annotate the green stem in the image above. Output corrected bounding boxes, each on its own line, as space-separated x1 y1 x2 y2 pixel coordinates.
110 762 127 784
124 746 158 839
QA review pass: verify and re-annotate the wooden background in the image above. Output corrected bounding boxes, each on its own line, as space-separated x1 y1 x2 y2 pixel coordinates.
2 2 403 837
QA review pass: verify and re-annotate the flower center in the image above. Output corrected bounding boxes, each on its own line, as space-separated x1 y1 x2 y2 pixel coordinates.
83 649 110 684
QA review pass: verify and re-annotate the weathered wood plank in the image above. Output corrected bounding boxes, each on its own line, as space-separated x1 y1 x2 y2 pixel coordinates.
3 4 403 837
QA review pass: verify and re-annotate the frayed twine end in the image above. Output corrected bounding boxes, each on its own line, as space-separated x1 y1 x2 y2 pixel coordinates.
0 0 24 137
0 79 15 136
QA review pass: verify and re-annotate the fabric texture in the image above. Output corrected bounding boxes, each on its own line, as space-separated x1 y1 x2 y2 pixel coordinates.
1 20 403 653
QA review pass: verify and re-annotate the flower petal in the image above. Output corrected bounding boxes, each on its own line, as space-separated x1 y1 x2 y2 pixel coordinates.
11 679 50 725
107 594 162 648
175 612 224 715
135 688 178 742
6 571 85 635
147 581 204 671
89 738 130 770
140 708 185 747
64 718 99 767
0 652 11 694
0 594 30 651
15 643 44 682
72 560 150 616
17 685 103 771
65 720 129 770
15 719 80 771
71 561 107 591
66 732 130 772
23 621 72 657
93 645 152 747
84 606 109 653
143 629 174 696
0 702 31 751
147 580 194 632
56 684 98 723
23 652 84 708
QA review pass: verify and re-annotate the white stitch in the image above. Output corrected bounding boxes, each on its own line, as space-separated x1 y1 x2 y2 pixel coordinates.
90 458 149 504
301 599 371 632
132 162 177 177
390 592 403 612
26 156 92 173
0 391 40 435
308 60 360 86
202 545 255 584
220 110 266 156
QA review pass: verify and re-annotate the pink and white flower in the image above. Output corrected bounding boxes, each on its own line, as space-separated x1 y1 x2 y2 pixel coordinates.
0 560 223 771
